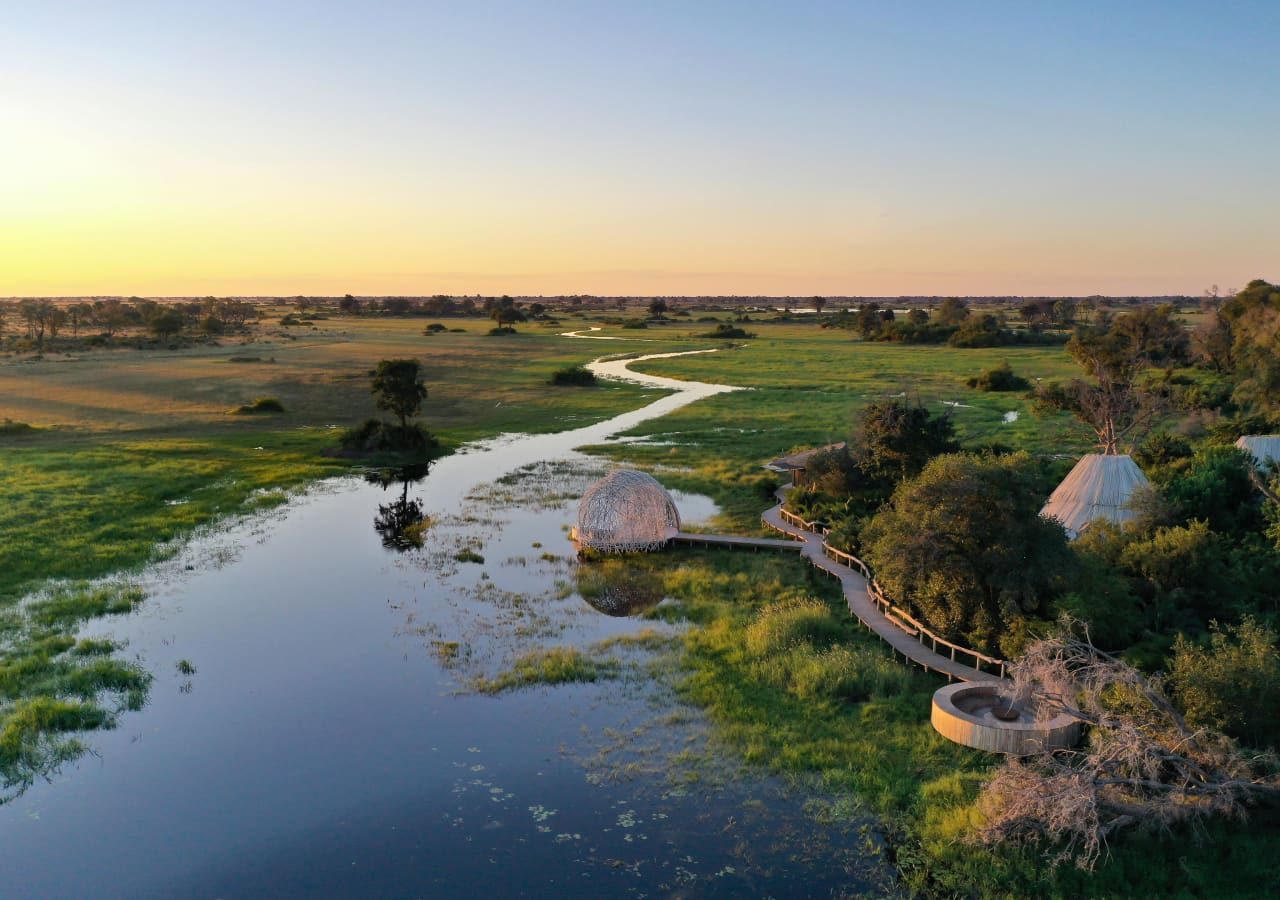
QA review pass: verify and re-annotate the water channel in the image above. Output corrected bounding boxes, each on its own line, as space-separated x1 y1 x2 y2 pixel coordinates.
0 347 891 897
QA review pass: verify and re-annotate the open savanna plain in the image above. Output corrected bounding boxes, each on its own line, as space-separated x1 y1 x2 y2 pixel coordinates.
0 314 664 601
4 311 1272 895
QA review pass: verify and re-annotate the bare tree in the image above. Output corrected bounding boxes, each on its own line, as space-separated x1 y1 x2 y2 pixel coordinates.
976 624 1280 869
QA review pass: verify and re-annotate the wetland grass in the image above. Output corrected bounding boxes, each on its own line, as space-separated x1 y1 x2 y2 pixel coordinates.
471 647 620 694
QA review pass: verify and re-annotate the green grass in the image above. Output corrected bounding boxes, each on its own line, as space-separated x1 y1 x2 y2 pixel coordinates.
621 546 1280 897
471 647 620 694
0 317 668 604
0 584 151 800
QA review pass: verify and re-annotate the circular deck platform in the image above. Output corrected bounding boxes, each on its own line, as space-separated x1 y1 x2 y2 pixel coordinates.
931 682 1082 755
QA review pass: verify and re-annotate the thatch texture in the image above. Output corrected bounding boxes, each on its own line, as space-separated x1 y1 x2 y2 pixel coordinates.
1040 453 1149 539
1236 435 1280 469
576 470 680 553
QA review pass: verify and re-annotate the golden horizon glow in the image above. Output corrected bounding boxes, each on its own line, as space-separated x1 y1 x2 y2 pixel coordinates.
4 3 1275 298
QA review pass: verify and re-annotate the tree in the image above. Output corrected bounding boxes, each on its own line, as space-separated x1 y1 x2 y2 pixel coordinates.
1035 314 1166 453
1170 617 1280 749
936 297 970 325
976 627 1280 870
1218 279 1280 411
339 294 361 315
370 358 427 429
647 298 669 318
906 308 929 325
1111 304 1189 364
490 298 526 329
854 399 958 486
855 304 883 339
811 296 827 315
862 452 1075 654
148 308 184 339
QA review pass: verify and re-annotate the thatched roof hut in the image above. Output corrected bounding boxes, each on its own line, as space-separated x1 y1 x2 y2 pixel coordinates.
765 442 847 486
1040 454 1149 539
575 470 680 553
1235 435 1280 470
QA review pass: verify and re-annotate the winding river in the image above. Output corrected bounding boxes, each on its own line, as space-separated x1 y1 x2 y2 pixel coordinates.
0 346 888 898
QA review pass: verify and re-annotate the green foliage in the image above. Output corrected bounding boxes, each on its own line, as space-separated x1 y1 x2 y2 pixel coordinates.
1157 445 1261 534
1216 279 1280 412
0 584 152 798
966 361 1030 392
799 446 860 496
698 323 755 339
471 647 618 693
339 418 438 454
1170 617 1280 749
855 399 959 487
229 396 285 415
549 365 597 386
744 595 845 656
146 308 184 339
863 452 1075 655
1133 431 1193 469
0 419 34 437
1119 520 1228 624
369 358 428 428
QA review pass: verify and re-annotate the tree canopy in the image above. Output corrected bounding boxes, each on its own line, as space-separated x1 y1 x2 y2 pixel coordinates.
370 358 428 428
862 452 1074 656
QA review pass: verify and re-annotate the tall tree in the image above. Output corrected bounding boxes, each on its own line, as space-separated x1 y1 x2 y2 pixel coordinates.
862 452 1075 654
370 358 428 428
936 297 970 325
1035 314 1167 453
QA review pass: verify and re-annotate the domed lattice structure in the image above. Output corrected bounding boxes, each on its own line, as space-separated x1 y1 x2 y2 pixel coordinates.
574 470 680 553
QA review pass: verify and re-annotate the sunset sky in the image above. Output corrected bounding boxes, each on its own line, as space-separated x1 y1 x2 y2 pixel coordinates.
3 1 1276 297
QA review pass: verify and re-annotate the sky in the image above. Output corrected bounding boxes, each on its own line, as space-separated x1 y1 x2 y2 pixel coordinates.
2 1 1276 297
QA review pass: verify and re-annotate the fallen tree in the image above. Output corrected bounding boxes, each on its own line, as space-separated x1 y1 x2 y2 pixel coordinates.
975 623 1280 869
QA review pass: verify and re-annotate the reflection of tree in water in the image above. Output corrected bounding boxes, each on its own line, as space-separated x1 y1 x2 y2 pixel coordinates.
367 464 432 552
577 561 664 617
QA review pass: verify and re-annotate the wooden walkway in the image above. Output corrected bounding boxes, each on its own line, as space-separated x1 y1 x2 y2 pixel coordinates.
670 531 804 552
662 495 1002 683
759 501 1003 683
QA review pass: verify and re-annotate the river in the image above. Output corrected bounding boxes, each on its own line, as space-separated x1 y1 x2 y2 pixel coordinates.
0 348 890 898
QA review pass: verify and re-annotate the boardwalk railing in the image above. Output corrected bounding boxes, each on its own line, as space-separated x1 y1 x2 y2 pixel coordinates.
767 504 1007 680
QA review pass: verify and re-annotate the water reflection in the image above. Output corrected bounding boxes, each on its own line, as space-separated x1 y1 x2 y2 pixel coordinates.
367 464 432 552
577 560 665 617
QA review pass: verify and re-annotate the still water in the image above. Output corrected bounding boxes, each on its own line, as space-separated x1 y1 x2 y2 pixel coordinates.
0 350 891 898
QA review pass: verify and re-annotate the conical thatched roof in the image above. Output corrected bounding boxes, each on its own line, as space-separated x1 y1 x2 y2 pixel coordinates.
1235 435 1280 469
1040 454 1149 539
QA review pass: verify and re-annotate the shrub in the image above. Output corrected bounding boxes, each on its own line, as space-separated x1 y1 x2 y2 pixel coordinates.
698 323 755 339
0 418 34 436
550 366 597 386
1169 617 1280 749
229 396 285 415
339 418 438 454
423 323 447 334
488 326 518 335
745 595 844 657
966 361 1030 392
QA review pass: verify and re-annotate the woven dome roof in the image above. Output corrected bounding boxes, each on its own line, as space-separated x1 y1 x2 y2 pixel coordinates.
576 470 680 553
1040 453 1149 540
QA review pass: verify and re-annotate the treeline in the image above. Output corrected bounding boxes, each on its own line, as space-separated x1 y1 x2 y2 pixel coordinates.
0 297 258 351
823 297 1070 347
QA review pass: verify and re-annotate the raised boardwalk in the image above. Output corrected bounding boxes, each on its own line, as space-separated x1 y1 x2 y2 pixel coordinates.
759 501 1003 683
664 495 1003 683
670 531 804 552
